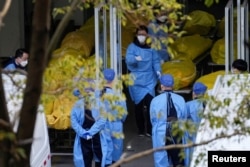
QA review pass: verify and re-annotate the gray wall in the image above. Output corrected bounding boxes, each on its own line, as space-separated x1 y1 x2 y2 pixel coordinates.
52 0 84 26
0 0 24 57
0 0 93 58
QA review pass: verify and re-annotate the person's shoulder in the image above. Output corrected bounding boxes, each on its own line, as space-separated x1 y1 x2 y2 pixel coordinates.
127 42 136 48
171 92 185 100
152 93 165 101
186 99 197 105
2 57 14 68
74 98 84 107
126 43 140 53
4 63 16 70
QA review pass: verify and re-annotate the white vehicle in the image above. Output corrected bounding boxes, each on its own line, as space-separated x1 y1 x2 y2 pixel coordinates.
190 74 250 167
2 73 51 167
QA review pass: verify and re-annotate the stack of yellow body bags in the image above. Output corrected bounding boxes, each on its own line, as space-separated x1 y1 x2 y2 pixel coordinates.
42 48 85 129
42 15 135 129
163 10 216 90
42 16 97 129
165 34 213 90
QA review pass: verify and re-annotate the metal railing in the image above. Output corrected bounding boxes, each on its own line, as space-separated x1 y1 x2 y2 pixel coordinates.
94 3 122 78
225 0 234 74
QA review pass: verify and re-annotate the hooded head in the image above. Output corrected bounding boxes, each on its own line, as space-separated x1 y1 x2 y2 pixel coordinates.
103 68 115 82
193 82 207 95
160 74 174 87
232 59 248 73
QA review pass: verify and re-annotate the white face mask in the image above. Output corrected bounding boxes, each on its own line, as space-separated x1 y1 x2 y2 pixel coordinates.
157 15 167 22
137 35 146 43
231 67 238 74
20 60 28 67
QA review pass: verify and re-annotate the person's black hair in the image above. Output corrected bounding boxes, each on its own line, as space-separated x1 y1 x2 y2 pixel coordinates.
232 59 248 72
14 48 29 59
133 25 150 48
135 25 148 34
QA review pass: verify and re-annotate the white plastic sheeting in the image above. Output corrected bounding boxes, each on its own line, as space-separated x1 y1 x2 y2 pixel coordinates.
2 73 51 167
190 74 250 167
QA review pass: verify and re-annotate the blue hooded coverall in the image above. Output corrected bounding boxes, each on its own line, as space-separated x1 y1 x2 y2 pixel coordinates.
126 41 161 135
125 42 161 105
185 99 204 166
150 91 187 167
71 97 112 167
148 20 170 62
102 87 128 162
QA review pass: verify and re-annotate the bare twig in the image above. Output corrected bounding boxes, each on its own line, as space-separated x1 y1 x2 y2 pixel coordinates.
110 131 245 167
1 69 27 76
43 86 68 95
0 119 12 131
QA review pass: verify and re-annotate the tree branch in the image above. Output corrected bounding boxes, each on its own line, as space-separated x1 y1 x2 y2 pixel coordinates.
110 131 245 167
0 119 12 131
0 0 12 29
46 0 82 60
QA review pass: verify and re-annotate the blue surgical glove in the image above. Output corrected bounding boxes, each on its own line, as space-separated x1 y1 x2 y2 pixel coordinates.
82 132 92 140
73 88 81 97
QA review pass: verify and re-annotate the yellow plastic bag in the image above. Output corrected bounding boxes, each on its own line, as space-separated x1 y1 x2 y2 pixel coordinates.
217 9 248 38
217 17 239 38
41 94 56 115
170 34 213 60
183 10 216 35
43 48 86 92
79 15 135 57
210 38 237 65
196 70 225 90
52 47 85 59
46 90 77 129
161 58 196 90
61 29 95 58
43 47 87 129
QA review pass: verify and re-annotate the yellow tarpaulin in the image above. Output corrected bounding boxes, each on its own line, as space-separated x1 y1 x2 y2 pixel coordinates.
196 70 225 90
161 58 196 90
183 10 216 36
170 34 213 60
210 38 237 65
46 90 77 130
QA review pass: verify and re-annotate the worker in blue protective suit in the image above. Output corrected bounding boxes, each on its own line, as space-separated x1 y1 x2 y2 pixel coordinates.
71 87 112 167
102 68 128 165
125 25 161 137
150 74 187 167
3 48 29 71
185 82 207 166
148 8 170 63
